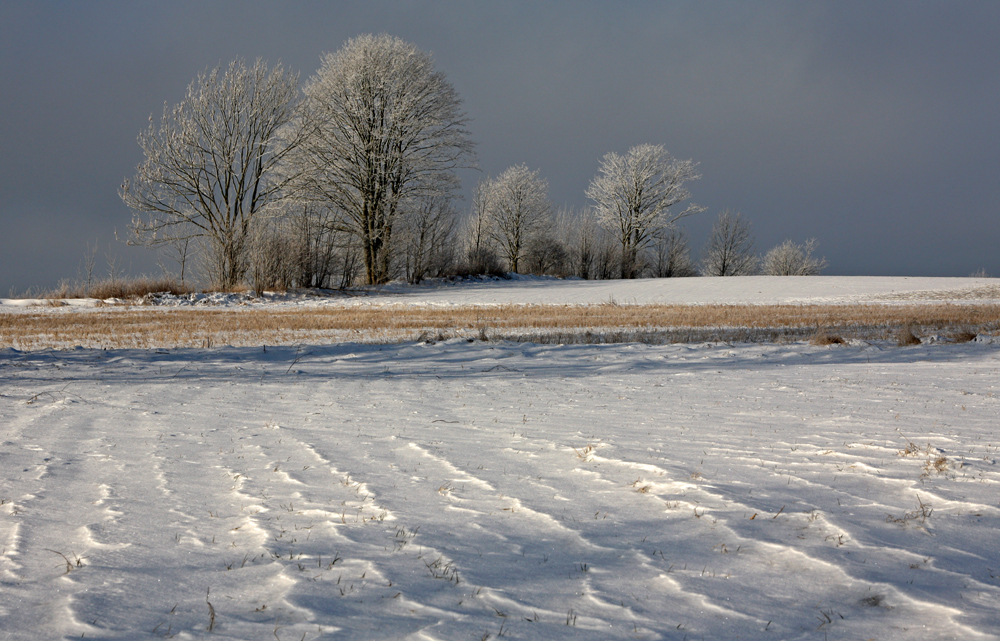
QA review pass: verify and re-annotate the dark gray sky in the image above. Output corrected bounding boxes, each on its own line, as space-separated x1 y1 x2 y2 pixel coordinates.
2 1 998 294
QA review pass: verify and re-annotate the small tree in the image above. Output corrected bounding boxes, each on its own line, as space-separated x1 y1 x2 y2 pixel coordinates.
701 210 757 276
81 240 98 296
650 227 697 277
121 58 302 290
484 164 551 273
399 195 458 284
163 235 194 285
593 243 620 280
586 144 703 279
761 239 827 275
523 234 568 276
554 207 601 280
460 178 502 275
246 217 296 293
286 205 346 289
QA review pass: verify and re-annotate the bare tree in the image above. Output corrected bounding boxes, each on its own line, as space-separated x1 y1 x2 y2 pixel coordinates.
593 243 620 280
105 245 124 291
586 144 703 279
523 234 568 276
165 236 194 285
650 227 697 277
242 204 363 290
246 217 296 293
761 239 827 275
296 34 475 284
462 177 497 272
399 195 458 284
153 223 197 286
701 210 758 276
286 205 347 289
81 240 98 296
484 164 551 273
554 207 598 279
120 58 303 290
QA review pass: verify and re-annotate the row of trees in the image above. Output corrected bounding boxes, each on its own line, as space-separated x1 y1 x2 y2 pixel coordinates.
700 211 826 276
462 166 824 280
121 35 823 290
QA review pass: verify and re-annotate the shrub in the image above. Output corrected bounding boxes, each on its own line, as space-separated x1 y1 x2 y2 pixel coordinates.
895 325 922 346
761 239 827 276
523 234 569 276
810 330 845 345
453 247 506 278
949 329 977 343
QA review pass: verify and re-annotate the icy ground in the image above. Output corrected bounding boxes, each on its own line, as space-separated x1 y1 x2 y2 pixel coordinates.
2 338 999 640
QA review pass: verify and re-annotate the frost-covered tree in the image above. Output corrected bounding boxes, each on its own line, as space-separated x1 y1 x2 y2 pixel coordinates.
120 58 302 290
761 239 827 276
701 210 757 276
484 164 551 273
295 34 475 284
586 144 703 279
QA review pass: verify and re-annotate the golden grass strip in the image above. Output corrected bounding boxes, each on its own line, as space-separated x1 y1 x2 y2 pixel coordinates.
3 303 1000 350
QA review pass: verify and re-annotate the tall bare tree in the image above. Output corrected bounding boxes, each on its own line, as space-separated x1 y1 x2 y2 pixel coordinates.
120 58 302 290
296 34 475 284
586 144 703 278
484 164 550 273
701 210 758 276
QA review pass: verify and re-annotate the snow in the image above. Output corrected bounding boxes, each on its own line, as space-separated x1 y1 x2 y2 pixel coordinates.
362 275 1000 306
2 277 1000 639
4 275 1000 310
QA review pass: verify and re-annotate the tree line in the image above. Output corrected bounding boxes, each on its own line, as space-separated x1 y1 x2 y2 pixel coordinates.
121 34 824 291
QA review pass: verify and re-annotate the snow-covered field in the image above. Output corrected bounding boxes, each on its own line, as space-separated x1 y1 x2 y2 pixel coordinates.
361 275 1000 306
2 278 999 639
4 275 1000 310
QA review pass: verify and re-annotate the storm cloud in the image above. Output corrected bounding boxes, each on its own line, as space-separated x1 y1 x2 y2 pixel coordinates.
2 1 998 293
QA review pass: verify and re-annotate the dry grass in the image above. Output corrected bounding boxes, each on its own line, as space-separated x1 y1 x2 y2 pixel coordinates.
810 330 845 346
923 455 949 476
1 302 999 350
895 325 923 346
41 276 195 300
949 329 978 343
